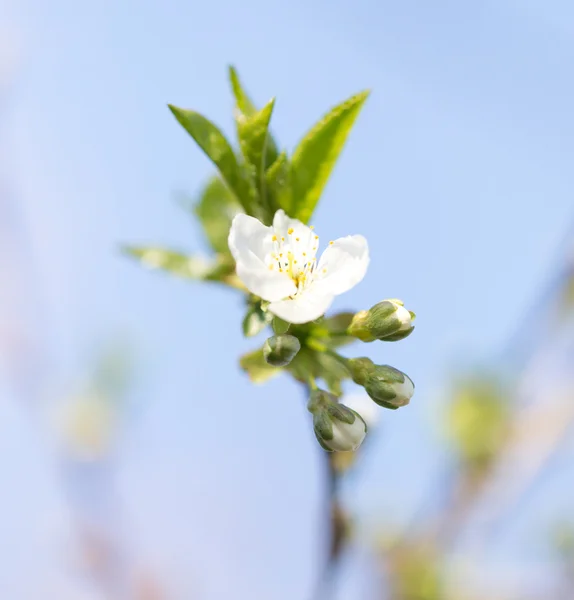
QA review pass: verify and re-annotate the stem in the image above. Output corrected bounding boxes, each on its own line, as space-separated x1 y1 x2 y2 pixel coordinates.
312 452 348 600
323 348 351 371
306 377 349 600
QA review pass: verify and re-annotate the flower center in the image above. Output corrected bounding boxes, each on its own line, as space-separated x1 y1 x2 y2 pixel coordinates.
267 225 320 296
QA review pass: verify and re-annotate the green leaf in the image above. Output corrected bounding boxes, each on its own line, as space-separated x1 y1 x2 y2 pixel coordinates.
265 151 294 215
168 105 258 217
229 65 258 117
123 246 235 283
237 99 277 219
229 66 279 170
123 247 213 279
193 176 242 254
239 349 281 383
291 90 370 223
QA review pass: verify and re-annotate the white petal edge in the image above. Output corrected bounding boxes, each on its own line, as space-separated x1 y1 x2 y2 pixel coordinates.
273 209 308 237
315 235 369 296
228 214 297 301
268 290 334 324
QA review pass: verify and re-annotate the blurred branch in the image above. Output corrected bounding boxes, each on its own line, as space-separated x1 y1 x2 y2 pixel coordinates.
312 452 349 600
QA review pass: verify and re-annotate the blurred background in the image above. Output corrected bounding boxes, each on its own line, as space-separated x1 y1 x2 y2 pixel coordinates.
2 0 574 598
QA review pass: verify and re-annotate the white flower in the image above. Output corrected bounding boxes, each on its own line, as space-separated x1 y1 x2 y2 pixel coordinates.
325 410 367 452
228 209 369 324
387 375 415 407
390 301 414 332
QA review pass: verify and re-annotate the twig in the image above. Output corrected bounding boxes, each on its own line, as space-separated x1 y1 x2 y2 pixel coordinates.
312 451 349 600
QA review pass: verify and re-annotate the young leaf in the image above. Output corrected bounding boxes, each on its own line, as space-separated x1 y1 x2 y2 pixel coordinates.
123 247 213 279
168 105 258 217
123 246 236 284
265 151 293 215
237 99 276 218
229 66 279 168
240 348 281 383
291 90 370 223
194 176 242 255
229 65 257 117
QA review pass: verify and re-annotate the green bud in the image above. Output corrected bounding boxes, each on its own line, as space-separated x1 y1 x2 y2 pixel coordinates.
307 388 331 413
364 365 415 408
348 300 415 342
308 389 367 452
242 304 272 337
262 334 301 367
346 357 375 386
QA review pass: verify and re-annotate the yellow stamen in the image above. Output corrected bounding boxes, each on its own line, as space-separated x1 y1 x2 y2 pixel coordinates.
272 235 277 241
288 228 294 235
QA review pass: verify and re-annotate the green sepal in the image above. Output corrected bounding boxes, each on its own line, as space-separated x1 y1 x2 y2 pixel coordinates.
365 380 397 403
313 409 334 441
374 364 406 384
346 357 375 386
263 334 301 367
242 304 273 337
314 430 334 452
376 401 400 411
326 402 356 425
272 316 290 335
382 327 415 342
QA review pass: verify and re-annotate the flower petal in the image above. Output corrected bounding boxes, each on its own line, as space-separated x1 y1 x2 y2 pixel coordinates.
315 235 369 296
268 289 334 324
272 209 317 250
228 214 297 301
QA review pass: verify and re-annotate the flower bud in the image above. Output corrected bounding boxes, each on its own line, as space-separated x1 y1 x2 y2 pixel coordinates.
364 365 415 409
263 334 301 367
345 357 376 386
348 300 415 342
307 390 367 452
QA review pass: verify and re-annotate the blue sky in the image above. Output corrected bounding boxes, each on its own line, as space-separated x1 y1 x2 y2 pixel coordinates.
3 0 574 597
